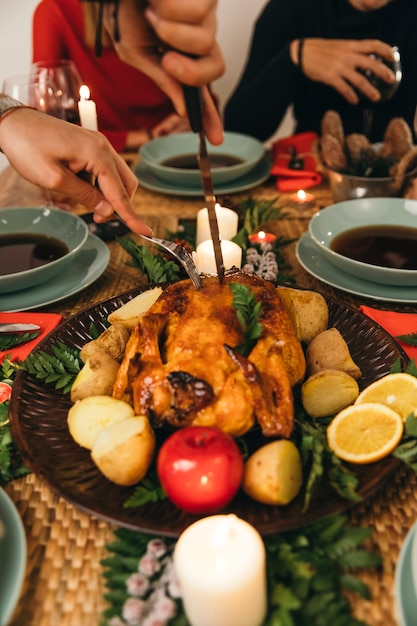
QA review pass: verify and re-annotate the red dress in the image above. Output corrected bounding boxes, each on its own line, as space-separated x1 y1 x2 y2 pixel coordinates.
32 0 175 151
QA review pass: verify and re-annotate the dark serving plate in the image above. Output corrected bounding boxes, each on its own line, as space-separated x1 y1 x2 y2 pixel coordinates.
9 286 409 537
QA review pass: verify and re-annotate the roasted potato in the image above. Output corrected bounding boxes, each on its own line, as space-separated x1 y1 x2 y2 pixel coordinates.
68 395 134 449
277 286 329 343
301 369 360 418
80 322 130 363
107 286 163 331
70 352 121 402
306 328 362 379
91 416 156 485
243 439 302 505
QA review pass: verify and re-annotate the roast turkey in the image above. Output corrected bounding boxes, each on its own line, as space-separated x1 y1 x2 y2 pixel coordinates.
113 270 306 438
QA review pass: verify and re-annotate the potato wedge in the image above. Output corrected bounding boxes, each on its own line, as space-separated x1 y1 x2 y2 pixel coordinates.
277 286 329 343
243 439 302 505
108 287 163 331
91 416 156 485
301 369 359 418
306 327 362 379
68 395 134 449
70 352 121 402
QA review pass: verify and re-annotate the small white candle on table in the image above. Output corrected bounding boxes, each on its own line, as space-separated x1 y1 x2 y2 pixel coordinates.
193 239 242 274
174 514 267 626
78 85 98 131
196 204 239 245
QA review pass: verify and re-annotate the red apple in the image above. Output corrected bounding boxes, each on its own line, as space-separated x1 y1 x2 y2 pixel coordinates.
157 426 244 514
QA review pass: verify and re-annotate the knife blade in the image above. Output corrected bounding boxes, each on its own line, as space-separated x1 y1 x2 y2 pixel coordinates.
183 85 225 282
0 323 41 333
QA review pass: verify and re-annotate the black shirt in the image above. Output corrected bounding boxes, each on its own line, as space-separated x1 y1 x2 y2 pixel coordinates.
224 0 417 143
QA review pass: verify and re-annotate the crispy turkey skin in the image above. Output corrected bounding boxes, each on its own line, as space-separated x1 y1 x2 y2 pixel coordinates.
113 270 306 438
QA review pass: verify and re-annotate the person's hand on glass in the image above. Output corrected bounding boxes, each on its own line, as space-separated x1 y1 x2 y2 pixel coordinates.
290 38 397 104
103 0 224 145
0 107 151 235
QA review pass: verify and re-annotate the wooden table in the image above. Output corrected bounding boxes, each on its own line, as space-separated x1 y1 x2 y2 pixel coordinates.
1 163 416 626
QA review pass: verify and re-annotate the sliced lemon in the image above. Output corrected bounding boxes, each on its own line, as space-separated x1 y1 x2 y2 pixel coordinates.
355 372 417 421
327 402 403 464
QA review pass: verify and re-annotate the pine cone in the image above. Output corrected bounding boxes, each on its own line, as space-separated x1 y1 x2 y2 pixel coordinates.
345 133 375 163
321 110 345 145
380 117 413 159
320 133 347 171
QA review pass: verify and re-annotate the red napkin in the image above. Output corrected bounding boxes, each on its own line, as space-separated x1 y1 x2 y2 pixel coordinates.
359 305 417 363
271 132 322 191
0 311 63 363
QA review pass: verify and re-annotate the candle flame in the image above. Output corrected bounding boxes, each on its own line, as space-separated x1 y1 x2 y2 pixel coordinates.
79 84 91 101
297 189 306 201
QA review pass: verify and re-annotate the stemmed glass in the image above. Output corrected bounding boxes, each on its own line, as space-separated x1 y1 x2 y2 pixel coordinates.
30 59 83 124
361 46 402 138
2 74 65 119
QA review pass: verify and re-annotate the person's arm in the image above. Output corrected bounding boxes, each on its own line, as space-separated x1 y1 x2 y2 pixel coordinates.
0 104 151 235
224 0 301 142
32 0 67 61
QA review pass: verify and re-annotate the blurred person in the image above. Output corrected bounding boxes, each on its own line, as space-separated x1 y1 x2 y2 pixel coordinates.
32 0 192 152
224 0 417 144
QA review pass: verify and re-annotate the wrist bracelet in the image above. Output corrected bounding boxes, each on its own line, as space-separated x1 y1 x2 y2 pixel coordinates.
298 38 305 74
0 95 33 124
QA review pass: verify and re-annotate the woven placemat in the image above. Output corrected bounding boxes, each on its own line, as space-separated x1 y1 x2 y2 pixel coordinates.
5 464 417 625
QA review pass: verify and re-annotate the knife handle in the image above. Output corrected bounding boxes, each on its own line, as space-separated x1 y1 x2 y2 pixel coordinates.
183 85 204 134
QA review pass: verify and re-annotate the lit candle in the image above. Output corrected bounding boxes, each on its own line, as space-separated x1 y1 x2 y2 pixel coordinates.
196 204 239 246
288 189 316 209
78 85 98 131
193 239 242 274
248 230 277 245
174 514 267 626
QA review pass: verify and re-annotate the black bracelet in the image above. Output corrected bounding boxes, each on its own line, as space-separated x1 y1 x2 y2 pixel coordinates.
298 38 305 74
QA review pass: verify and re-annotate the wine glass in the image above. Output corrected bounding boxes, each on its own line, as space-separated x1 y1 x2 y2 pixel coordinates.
30 59 83 124
2 74 65 119
361 46 402 138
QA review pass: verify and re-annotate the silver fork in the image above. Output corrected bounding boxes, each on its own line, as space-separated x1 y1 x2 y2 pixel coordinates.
139 234 201 290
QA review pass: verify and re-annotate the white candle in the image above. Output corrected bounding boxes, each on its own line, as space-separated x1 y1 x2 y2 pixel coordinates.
196 204 239 245
194 239 242 274
78 85 98 131
174 514 267 626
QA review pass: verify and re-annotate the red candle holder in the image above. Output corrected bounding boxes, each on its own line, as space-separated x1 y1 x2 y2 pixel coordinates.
288 189 316 209
248 230 277 245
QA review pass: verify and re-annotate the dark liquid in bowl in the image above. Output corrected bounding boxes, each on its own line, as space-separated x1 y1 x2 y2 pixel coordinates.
0 233 69 276
330 225 417 269
161 154 244 169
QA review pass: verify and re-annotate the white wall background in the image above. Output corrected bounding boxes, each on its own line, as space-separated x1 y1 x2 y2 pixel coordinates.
0 0 292 172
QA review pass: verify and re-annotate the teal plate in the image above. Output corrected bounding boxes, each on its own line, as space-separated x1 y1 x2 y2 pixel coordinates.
296 232 417 304
394 521 417 626
0 234 110 312
134 155 272 196
0 488 26 626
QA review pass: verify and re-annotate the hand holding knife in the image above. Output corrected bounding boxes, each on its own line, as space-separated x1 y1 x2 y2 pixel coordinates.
183 85 225 283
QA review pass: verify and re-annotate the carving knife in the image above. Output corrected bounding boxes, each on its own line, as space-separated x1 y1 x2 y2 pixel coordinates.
183 85 225 283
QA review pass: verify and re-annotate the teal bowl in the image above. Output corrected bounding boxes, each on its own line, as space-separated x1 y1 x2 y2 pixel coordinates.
0 206 89 294
139 132 265 187
308 197 417 286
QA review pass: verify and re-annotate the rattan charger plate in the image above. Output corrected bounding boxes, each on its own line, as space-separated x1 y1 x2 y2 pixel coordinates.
9 285 409 538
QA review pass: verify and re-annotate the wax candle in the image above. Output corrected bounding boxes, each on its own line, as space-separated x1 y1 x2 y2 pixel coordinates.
196 204 239 245
194 239 242 274
248 230 277 245
174 514 267 626
288 189 316 209
78 85 98 131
